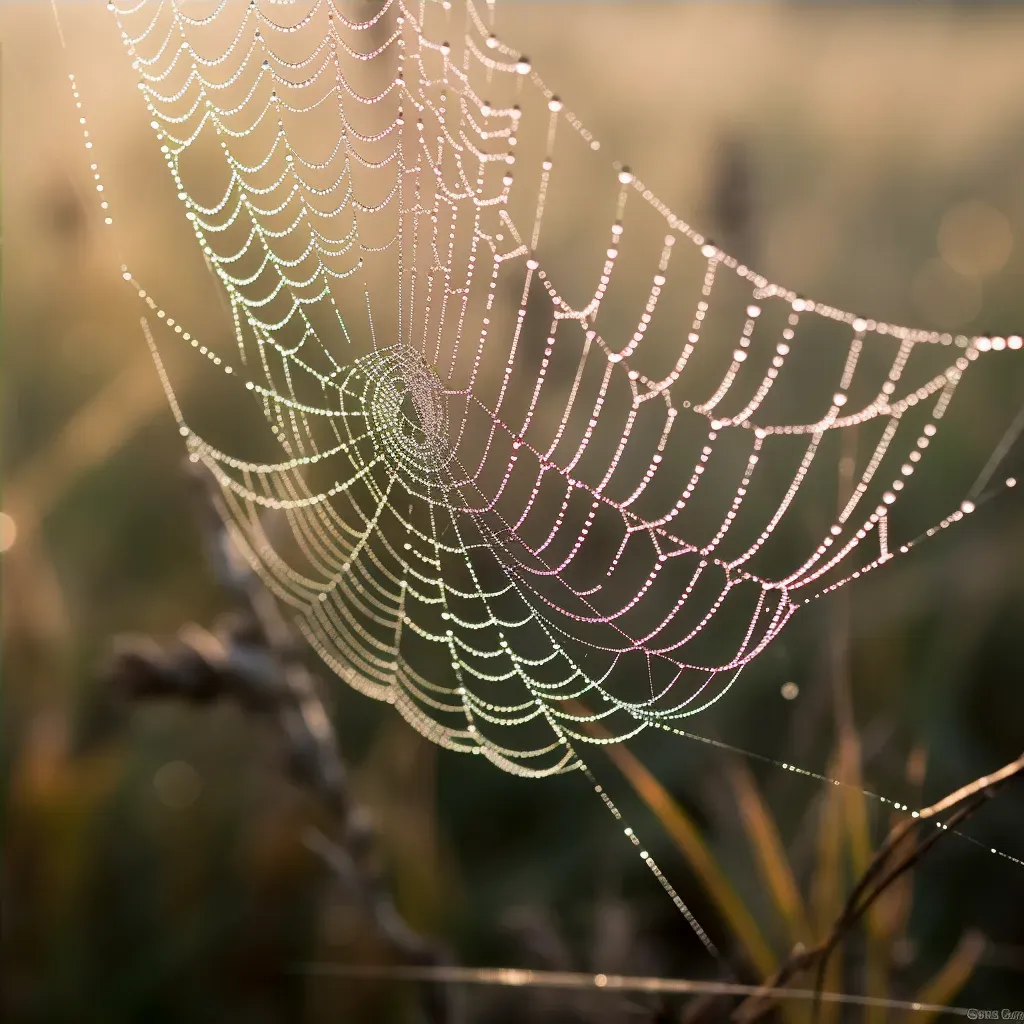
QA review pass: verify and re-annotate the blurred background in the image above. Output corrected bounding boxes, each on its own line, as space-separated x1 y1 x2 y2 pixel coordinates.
4 1 1024 1021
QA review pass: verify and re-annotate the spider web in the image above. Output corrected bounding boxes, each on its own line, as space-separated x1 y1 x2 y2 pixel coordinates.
103 0 1022 786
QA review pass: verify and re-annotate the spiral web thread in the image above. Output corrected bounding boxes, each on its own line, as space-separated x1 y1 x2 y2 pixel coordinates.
34 0 1014 950
97 0 1024 795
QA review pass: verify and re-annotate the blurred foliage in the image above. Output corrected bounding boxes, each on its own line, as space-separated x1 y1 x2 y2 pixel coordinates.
5 2 1024 1022
603 719 987 1022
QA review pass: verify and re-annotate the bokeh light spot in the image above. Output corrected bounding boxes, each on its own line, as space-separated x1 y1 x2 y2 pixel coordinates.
154 760 202 810
937 199 1013 277
0 512 17 553
911 257 981 328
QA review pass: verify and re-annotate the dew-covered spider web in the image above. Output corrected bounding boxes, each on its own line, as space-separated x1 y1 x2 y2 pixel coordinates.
59 0 1024 946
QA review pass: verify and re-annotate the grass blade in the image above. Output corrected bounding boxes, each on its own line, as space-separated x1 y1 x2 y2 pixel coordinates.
812 755 844 1024
727 760 811 951
601 741 778 981
910 930 985 1024
837 732 888 1024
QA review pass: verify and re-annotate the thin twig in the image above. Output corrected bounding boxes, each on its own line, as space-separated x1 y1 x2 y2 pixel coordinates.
293 962 972 1017
731 752 1024 1022
808 793 987 1023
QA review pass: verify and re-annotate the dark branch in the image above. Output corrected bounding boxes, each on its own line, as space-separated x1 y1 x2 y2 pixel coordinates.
730 752 1024 1022
104 462 454 1024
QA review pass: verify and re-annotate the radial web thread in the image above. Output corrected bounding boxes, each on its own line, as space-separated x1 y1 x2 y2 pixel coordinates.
43 0 1024 953
94 0 1024 785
